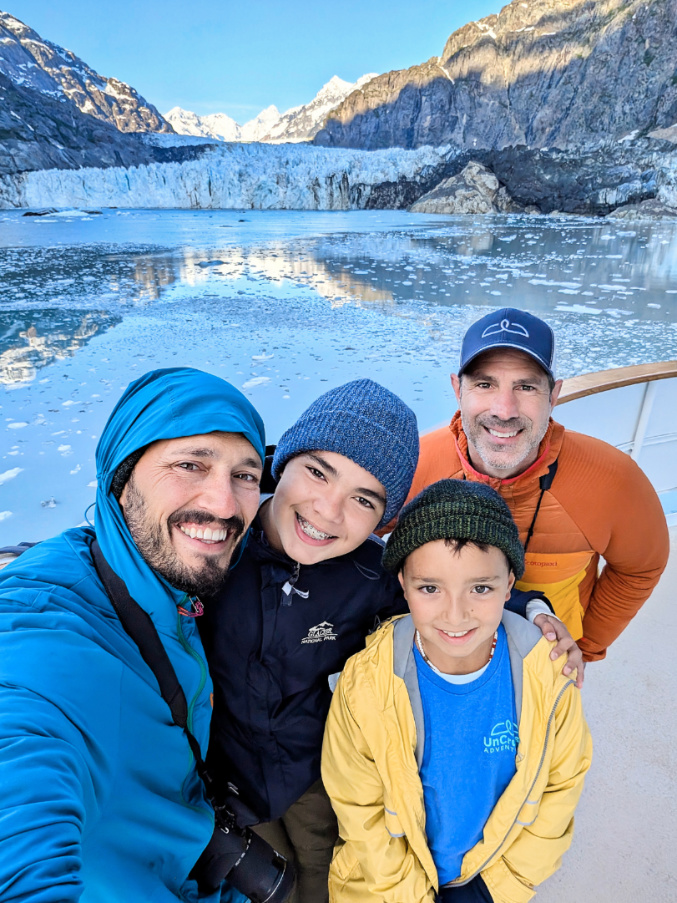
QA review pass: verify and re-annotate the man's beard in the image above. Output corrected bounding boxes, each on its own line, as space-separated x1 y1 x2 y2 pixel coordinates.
122 476 245 597
466 415 540 473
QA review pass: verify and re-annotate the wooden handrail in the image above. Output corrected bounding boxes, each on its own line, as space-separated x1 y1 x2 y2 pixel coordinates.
556 361 677 405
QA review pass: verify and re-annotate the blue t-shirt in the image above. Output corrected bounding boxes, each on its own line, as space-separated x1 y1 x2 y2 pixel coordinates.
415 624 518 884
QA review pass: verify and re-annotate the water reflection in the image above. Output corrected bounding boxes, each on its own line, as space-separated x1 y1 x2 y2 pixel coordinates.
0 310 121 385
1 212 677 388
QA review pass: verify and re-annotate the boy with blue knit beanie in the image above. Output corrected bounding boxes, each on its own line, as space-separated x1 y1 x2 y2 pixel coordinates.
322 479 592 903
200 379 418 903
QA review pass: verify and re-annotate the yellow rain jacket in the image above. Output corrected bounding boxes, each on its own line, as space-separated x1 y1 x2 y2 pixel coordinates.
322 613 592 903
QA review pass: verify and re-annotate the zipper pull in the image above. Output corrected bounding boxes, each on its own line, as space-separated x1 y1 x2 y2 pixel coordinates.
178 595 204 617
281 562 309 605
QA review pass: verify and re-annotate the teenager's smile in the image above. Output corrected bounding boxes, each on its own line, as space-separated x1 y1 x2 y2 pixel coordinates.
261 451 386 565
294 512 338 545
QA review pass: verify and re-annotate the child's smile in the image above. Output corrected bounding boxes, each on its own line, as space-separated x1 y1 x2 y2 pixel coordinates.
399 540 515 675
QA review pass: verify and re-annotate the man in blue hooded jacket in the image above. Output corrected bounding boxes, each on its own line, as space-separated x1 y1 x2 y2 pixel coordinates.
0 367 266 902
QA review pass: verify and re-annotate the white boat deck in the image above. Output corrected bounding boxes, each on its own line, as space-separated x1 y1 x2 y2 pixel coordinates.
538 525 676 903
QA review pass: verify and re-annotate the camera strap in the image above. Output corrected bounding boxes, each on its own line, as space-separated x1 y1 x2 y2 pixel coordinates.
91 538 212 790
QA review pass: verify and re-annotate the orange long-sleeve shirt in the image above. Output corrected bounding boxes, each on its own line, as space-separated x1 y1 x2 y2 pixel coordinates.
405 412 669 661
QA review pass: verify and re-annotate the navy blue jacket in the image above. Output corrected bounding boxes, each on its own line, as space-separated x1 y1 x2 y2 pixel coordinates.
200 515 406 822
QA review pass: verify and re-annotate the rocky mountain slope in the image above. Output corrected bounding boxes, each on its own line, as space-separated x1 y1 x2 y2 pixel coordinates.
0 11 208 177
315 0 677 152
0 11 171 133
166 75 377 144
0 70 166 175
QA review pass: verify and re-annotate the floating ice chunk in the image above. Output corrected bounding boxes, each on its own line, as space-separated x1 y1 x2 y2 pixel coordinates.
7 422 28 429
558 289 580 295
251 353 274 361
70 464 81 474
41 498 57 508
0 467 22 485
87 480 98 488
529 279 582 289
647 303 661 309
242 376 271 389
62 400 76 407
555 304 603 315
58 444 72 455
0 511 12 522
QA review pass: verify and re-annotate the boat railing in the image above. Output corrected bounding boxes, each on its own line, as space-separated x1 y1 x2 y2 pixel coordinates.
556 360 677 465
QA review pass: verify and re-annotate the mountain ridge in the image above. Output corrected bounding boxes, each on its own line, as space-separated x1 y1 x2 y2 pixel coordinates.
0 11 171 134
315 0 677 151
165 74 377 144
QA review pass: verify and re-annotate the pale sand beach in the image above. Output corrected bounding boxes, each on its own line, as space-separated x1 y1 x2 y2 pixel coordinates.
538 527 677 903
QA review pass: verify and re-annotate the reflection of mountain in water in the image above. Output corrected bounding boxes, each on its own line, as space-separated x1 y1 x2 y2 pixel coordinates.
174 223 677 323
0 245 183 310
0 310 121 384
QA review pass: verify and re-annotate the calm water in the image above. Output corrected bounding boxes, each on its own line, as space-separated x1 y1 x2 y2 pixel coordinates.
2 208 677 543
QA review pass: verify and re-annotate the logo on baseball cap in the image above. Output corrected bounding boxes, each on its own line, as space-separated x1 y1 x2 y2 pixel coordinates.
459 308 556 380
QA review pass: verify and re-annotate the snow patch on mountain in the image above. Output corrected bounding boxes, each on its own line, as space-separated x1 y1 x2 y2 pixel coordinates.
164 74 378 145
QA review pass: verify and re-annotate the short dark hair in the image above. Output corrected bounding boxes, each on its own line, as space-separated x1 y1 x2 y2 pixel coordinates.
442 537 513 575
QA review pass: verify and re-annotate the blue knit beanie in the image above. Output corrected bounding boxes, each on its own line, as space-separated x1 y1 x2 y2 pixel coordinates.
272 379 419 526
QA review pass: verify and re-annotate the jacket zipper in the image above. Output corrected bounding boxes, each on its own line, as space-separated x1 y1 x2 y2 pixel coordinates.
446 678 575 889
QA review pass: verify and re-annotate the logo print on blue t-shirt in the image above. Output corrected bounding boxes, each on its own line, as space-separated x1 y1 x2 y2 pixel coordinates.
483 719 519 753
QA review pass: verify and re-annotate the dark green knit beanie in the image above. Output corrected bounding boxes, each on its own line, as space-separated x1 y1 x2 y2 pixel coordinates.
382 479 524 579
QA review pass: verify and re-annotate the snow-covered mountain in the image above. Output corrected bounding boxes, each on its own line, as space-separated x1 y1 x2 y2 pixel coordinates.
0 11 171 133
164 74 377 144
163 107 241 142
262 75 375 143
241 105 283 142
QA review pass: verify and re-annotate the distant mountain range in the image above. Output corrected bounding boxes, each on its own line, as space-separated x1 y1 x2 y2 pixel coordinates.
1 2 676 217
165 75 377 144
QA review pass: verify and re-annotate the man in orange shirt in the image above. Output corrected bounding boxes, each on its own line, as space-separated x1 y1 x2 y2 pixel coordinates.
405 307 669 662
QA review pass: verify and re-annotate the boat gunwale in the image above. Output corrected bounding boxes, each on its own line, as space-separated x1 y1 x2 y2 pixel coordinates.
557 361 677 404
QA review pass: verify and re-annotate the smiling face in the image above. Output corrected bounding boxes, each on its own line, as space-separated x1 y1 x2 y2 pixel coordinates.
452 349 562 479
119 431 262 596
399 539 515 675
262 450 387 565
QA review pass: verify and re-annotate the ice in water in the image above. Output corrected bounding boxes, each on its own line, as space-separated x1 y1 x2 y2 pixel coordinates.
1 209 677 544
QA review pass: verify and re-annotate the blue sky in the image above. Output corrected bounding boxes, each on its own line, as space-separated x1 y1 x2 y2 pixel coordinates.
6 1 507 121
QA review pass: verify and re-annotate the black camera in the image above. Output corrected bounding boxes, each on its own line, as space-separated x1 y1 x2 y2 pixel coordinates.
192 791 295 903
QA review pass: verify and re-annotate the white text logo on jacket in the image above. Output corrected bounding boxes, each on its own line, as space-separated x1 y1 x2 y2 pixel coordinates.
302 621 338 644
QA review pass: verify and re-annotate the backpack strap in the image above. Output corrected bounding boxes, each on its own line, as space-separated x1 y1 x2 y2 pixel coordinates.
90 538 209 783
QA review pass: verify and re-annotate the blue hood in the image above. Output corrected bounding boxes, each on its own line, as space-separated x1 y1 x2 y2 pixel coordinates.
95 367 265 629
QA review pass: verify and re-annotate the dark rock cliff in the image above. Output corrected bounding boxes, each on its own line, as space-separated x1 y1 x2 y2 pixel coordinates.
0 11 171 134
315 0 677 152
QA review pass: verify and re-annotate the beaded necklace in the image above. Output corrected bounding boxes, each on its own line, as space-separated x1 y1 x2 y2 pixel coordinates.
415 628 498 677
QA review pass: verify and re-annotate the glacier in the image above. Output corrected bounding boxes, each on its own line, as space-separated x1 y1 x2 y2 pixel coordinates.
0 141 453 210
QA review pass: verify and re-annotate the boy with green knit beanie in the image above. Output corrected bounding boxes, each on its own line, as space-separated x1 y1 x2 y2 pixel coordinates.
322 479 592 903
